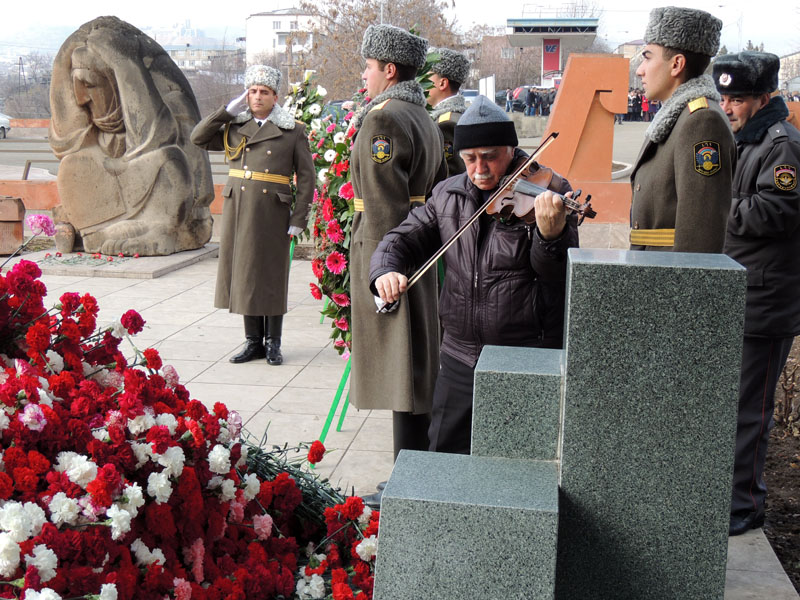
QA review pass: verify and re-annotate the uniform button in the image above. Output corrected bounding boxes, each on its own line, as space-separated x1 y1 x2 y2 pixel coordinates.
263 189 267 193
267 150 272 155
634 221 639 229
240 186 245 191
245 148 250 152
265 169 269 173
635 184 641 191
243 165 248 170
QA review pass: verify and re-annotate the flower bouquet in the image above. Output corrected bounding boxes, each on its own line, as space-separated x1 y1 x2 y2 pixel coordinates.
0 260 378 600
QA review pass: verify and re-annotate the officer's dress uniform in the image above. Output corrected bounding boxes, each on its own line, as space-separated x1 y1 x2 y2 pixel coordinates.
630 76 736 252
191 105 315 318
724 96 800 522
349 85 446 452
431 94 468 176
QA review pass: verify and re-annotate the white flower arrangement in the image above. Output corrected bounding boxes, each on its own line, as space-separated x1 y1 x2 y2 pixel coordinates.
208 444 231 475
324 149 337 163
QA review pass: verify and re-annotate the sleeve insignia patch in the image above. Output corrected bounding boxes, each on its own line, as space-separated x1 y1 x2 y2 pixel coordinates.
775 165 797 191
694 141 721 176
444 140 454 160
371 135 392 164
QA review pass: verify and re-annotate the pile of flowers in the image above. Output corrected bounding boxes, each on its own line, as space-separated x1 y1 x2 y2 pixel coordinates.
0 259 379 599
284 73 366 357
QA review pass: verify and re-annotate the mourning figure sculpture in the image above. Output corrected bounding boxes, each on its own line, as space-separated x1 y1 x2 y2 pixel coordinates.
49 16 214 255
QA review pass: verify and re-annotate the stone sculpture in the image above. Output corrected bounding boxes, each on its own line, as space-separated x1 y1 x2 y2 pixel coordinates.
49 16 214 255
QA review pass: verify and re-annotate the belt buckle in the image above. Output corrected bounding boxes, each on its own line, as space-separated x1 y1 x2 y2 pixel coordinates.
244 170 253 180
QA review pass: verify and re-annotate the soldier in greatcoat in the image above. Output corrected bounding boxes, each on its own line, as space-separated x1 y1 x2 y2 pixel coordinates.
629 7 735 252
349 25 446 507
427 48 471 176
191 65 315 365
712 53 800 535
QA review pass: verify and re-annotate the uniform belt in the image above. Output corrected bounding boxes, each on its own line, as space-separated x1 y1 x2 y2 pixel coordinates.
228 169 290 185
353 196 426 212
629 228 675 247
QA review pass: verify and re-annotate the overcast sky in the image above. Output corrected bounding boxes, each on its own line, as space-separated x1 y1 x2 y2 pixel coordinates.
3 0 798 57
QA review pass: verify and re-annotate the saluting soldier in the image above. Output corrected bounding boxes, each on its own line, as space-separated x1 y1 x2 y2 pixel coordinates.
191 65 315 366
427 47 471 176
349 24 446 508
712 53 800 535
630 7 735 252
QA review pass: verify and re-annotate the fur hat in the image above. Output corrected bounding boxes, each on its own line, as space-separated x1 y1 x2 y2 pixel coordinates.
429 48 470 85
361 24 428 69
644 7 722 57
454 95 518 151
244 65 281 92
713 52 780 96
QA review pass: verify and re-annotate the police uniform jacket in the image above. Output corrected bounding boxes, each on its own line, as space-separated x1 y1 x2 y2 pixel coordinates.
630 75 736 252
369 150 578 368
723 97 800 337
191 104 315 315
350 91 447 413
431 94 468 176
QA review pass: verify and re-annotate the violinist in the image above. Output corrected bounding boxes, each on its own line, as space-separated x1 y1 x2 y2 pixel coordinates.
369 95 579 455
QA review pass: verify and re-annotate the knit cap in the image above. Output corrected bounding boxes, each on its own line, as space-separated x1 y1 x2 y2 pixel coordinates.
454 95 518 151
644 7 722 57
361 24 428 69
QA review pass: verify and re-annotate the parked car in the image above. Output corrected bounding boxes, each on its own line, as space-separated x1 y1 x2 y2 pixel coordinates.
460 89 479 105
0 113 10 139
493 91 525 113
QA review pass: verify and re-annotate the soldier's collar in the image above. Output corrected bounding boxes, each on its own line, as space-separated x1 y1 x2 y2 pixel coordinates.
430 94 468 122
735 96 789 144
352 80 426 131
231 103 296 130
645 74 720 143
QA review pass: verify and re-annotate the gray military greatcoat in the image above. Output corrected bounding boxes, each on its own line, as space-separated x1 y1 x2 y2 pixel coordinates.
191 105 315 315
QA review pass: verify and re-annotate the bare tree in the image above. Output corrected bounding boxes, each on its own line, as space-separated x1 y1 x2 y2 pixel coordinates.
0 53 54 118
187 49 247 116
299 0 459 99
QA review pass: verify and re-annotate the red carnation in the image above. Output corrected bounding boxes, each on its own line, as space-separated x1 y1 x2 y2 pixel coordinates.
0 472 12 500
310 283 323 300
146 425 173 454
120 310 145 335
325 251 347 275
307 440 325 465
332 582 355 600
13 466 38 493
143 348 162 370
342 496 365 520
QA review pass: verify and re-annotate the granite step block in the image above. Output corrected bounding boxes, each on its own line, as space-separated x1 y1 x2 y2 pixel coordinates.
374 450 559 600
473 345 563 460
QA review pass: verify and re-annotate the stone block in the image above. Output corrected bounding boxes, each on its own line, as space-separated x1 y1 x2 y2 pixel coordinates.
472 345 562 460
0 196 25 221
0 222 23 255
374 450 558 600
556 249 747 600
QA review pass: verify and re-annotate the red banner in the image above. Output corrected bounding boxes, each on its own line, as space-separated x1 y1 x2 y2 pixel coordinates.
542 38 561 74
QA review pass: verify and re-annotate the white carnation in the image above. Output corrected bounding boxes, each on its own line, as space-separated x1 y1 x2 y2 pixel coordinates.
106 505 132 540
109 320 126 339
127 408 156 436
156 446 185 478
219 478 236 502
99 583 118 600
92 428 109 441
26 544 57 581
155 413 178 435
48 492 81 527
242 473 261 501
308 103 321 116
207 475 223 490
307 573 325 598
131 442 151 468
54 452 97 488
146 472 173 504
207 444 231 475
44 351 64 373
0 412 8 432
355 535 378 561
131 539 165 566
324 149 337 163
37 388 53 407
24 589 62 600
0 531 20 577
236 444 249 469
216 425 231 445
358 505 373 527
119 483 145 516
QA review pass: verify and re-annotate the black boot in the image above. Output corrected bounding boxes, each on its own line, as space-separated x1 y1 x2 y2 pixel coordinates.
230 316 266 363
230 337 265 363
266 316 283 365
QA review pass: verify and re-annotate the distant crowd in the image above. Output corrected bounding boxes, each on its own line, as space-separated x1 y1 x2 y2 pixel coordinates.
618 89 662 124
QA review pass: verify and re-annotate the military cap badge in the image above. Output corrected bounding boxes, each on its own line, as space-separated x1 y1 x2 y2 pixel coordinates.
774 164 797 191
694 141 721 176
371 135 392 164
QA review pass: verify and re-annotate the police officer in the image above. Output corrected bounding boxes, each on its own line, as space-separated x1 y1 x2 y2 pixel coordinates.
349 25 447 507
191 66 315 366
712 52 800 535
630 7 735 252
427 47 471 176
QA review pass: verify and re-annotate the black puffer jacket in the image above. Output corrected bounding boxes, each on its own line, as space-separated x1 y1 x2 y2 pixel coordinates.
369 150 579 367
724 96 800 337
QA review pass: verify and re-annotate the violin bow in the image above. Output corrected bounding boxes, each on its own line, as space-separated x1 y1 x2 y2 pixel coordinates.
404 131 559 289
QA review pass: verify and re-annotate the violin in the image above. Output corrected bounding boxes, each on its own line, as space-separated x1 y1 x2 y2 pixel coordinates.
486 164 597 225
